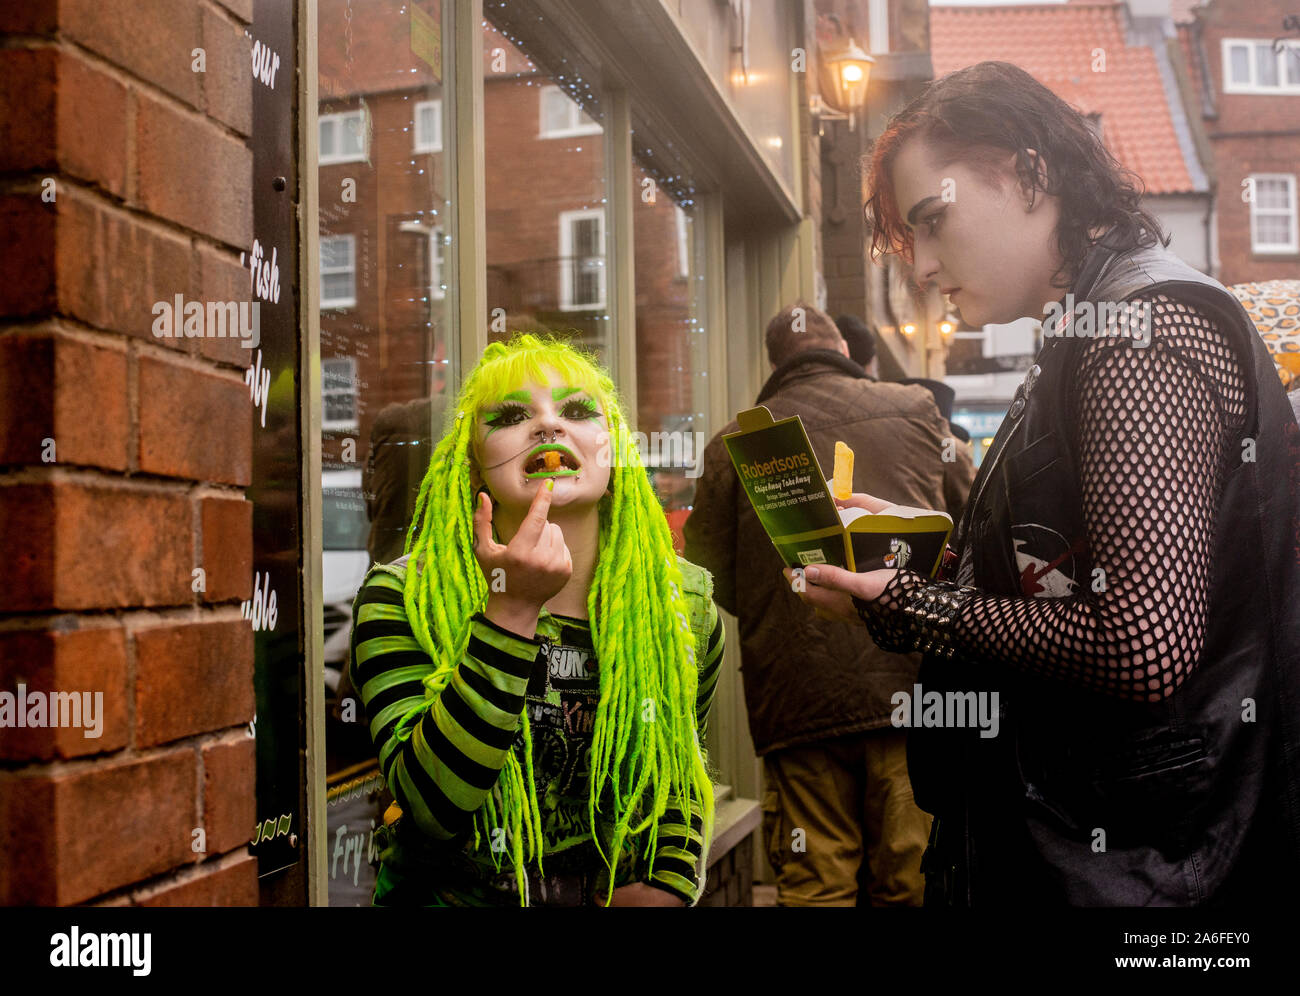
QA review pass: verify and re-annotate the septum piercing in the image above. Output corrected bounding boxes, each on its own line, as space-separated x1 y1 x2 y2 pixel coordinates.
480 430 559 471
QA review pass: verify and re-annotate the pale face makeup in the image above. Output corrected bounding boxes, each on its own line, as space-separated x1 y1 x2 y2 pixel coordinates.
474 372 613 520
890 137 1065 328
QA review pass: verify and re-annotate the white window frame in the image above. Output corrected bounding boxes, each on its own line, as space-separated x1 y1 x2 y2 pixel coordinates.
413 99 443 154
321 356 359 432
558 208 606 311
320 234 357 309
1249 173 1299 254
319 108 369 164
538 85 602 139
1222 38 1300 94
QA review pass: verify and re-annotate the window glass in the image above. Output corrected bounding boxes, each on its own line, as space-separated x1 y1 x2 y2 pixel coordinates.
1250 176 1297 251
317 0 454 903
1287 45 1300 86
632 164 710 549
1256 43 1279 87
483 16 610 362
1229 43 1250 85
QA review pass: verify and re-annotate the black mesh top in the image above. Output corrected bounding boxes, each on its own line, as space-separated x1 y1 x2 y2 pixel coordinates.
859 295 1249 703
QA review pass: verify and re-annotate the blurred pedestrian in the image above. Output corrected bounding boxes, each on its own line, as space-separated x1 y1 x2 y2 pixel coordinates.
685 302 973 906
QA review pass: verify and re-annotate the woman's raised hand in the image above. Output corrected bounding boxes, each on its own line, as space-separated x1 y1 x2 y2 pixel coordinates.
473 482 573 638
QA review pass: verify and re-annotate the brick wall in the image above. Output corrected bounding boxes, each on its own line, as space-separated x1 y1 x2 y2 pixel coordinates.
0 0 258 905
1195 0 1300 285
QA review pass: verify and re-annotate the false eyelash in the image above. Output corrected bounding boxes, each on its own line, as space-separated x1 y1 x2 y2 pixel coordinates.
562 396 601 419
483 402 529 429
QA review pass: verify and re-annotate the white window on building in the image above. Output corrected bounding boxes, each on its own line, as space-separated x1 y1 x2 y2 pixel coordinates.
413 99 442 154
1222 39 1300 94
319 109 368 164
322 356 359 431
1249 174 1298 254
320 235 357 308
538 85 602 139
559 208 606 310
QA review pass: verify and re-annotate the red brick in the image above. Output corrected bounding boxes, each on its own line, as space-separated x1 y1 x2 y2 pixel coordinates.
58 50 129 199
199 495 253 602
212 0 254 25
0 482 193 612
0 49 124 197
0 50 57 173
201 736 255 853
196 244 255 365
61 0 203 109
0 749 196 905
0 485 57 610
0 626 129 759
136 853 258 906
0 2 57 33
0 195 56 318
0 330 129 470
136 92 252 248
201 4 253 137
134 618 253 746
138 355 252 484
50 192 193 344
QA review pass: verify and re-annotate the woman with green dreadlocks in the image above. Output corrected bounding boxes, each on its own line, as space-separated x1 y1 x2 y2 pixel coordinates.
348 333 724 906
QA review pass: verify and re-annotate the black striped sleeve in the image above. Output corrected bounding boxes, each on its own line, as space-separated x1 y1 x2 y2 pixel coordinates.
348 568 541 841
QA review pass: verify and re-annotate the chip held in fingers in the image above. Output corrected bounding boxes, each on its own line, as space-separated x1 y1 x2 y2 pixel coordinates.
832 441 854 500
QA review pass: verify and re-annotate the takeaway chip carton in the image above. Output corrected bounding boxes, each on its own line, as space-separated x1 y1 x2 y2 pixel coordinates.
723 406 953 576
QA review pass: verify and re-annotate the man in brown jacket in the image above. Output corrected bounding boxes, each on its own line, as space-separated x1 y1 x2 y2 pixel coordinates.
684 302 974 906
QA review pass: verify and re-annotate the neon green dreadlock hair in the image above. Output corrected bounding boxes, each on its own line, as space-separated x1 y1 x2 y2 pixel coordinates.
399 333 714 906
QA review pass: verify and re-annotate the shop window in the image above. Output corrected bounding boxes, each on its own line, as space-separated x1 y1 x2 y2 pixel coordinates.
413 99 443 153
559 209 606 310
633 164 710 544
483 15 610 358
1249 174 1298 254
320 235 357 308
316 0 454 906
538 84 602 139
319 109 369 164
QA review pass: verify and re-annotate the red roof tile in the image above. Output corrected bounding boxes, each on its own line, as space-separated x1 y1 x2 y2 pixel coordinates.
930 2 1197 194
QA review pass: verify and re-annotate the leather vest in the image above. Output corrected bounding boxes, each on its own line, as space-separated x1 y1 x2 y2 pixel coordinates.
913 238 1300 904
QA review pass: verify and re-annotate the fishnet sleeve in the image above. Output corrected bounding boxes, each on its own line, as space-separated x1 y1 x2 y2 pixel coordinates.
855 295 1247 703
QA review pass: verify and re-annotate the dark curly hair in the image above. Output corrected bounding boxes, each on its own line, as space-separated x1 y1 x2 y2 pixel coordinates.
865 61 1167 288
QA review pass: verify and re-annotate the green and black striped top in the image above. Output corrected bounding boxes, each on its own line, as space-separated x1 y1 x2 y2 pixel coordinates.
348 554 724 905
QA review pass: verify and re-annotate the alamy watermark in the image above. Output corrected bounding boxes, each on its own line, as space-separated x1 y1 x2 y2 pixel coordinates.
891 684 999 739
0 684 104 738
1042 294 1152 349
152 296 260 349
596 426 707 479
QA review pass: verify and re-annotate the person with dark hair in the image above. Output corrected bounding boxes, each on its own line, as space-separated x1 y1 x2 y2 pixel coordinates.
834 313 878 377
794 61 1300 906
686 301 973 907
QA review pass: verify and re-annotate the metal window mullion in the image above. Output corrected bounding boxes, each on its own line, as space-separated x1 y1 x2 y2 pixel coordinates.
447 0 486 392
298 0 327 908
606 87 636 426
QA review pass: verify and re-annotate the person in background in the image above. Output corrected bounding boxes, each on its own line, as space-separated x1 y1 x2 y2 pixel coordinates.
685 302 972 906
834 313 880 380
